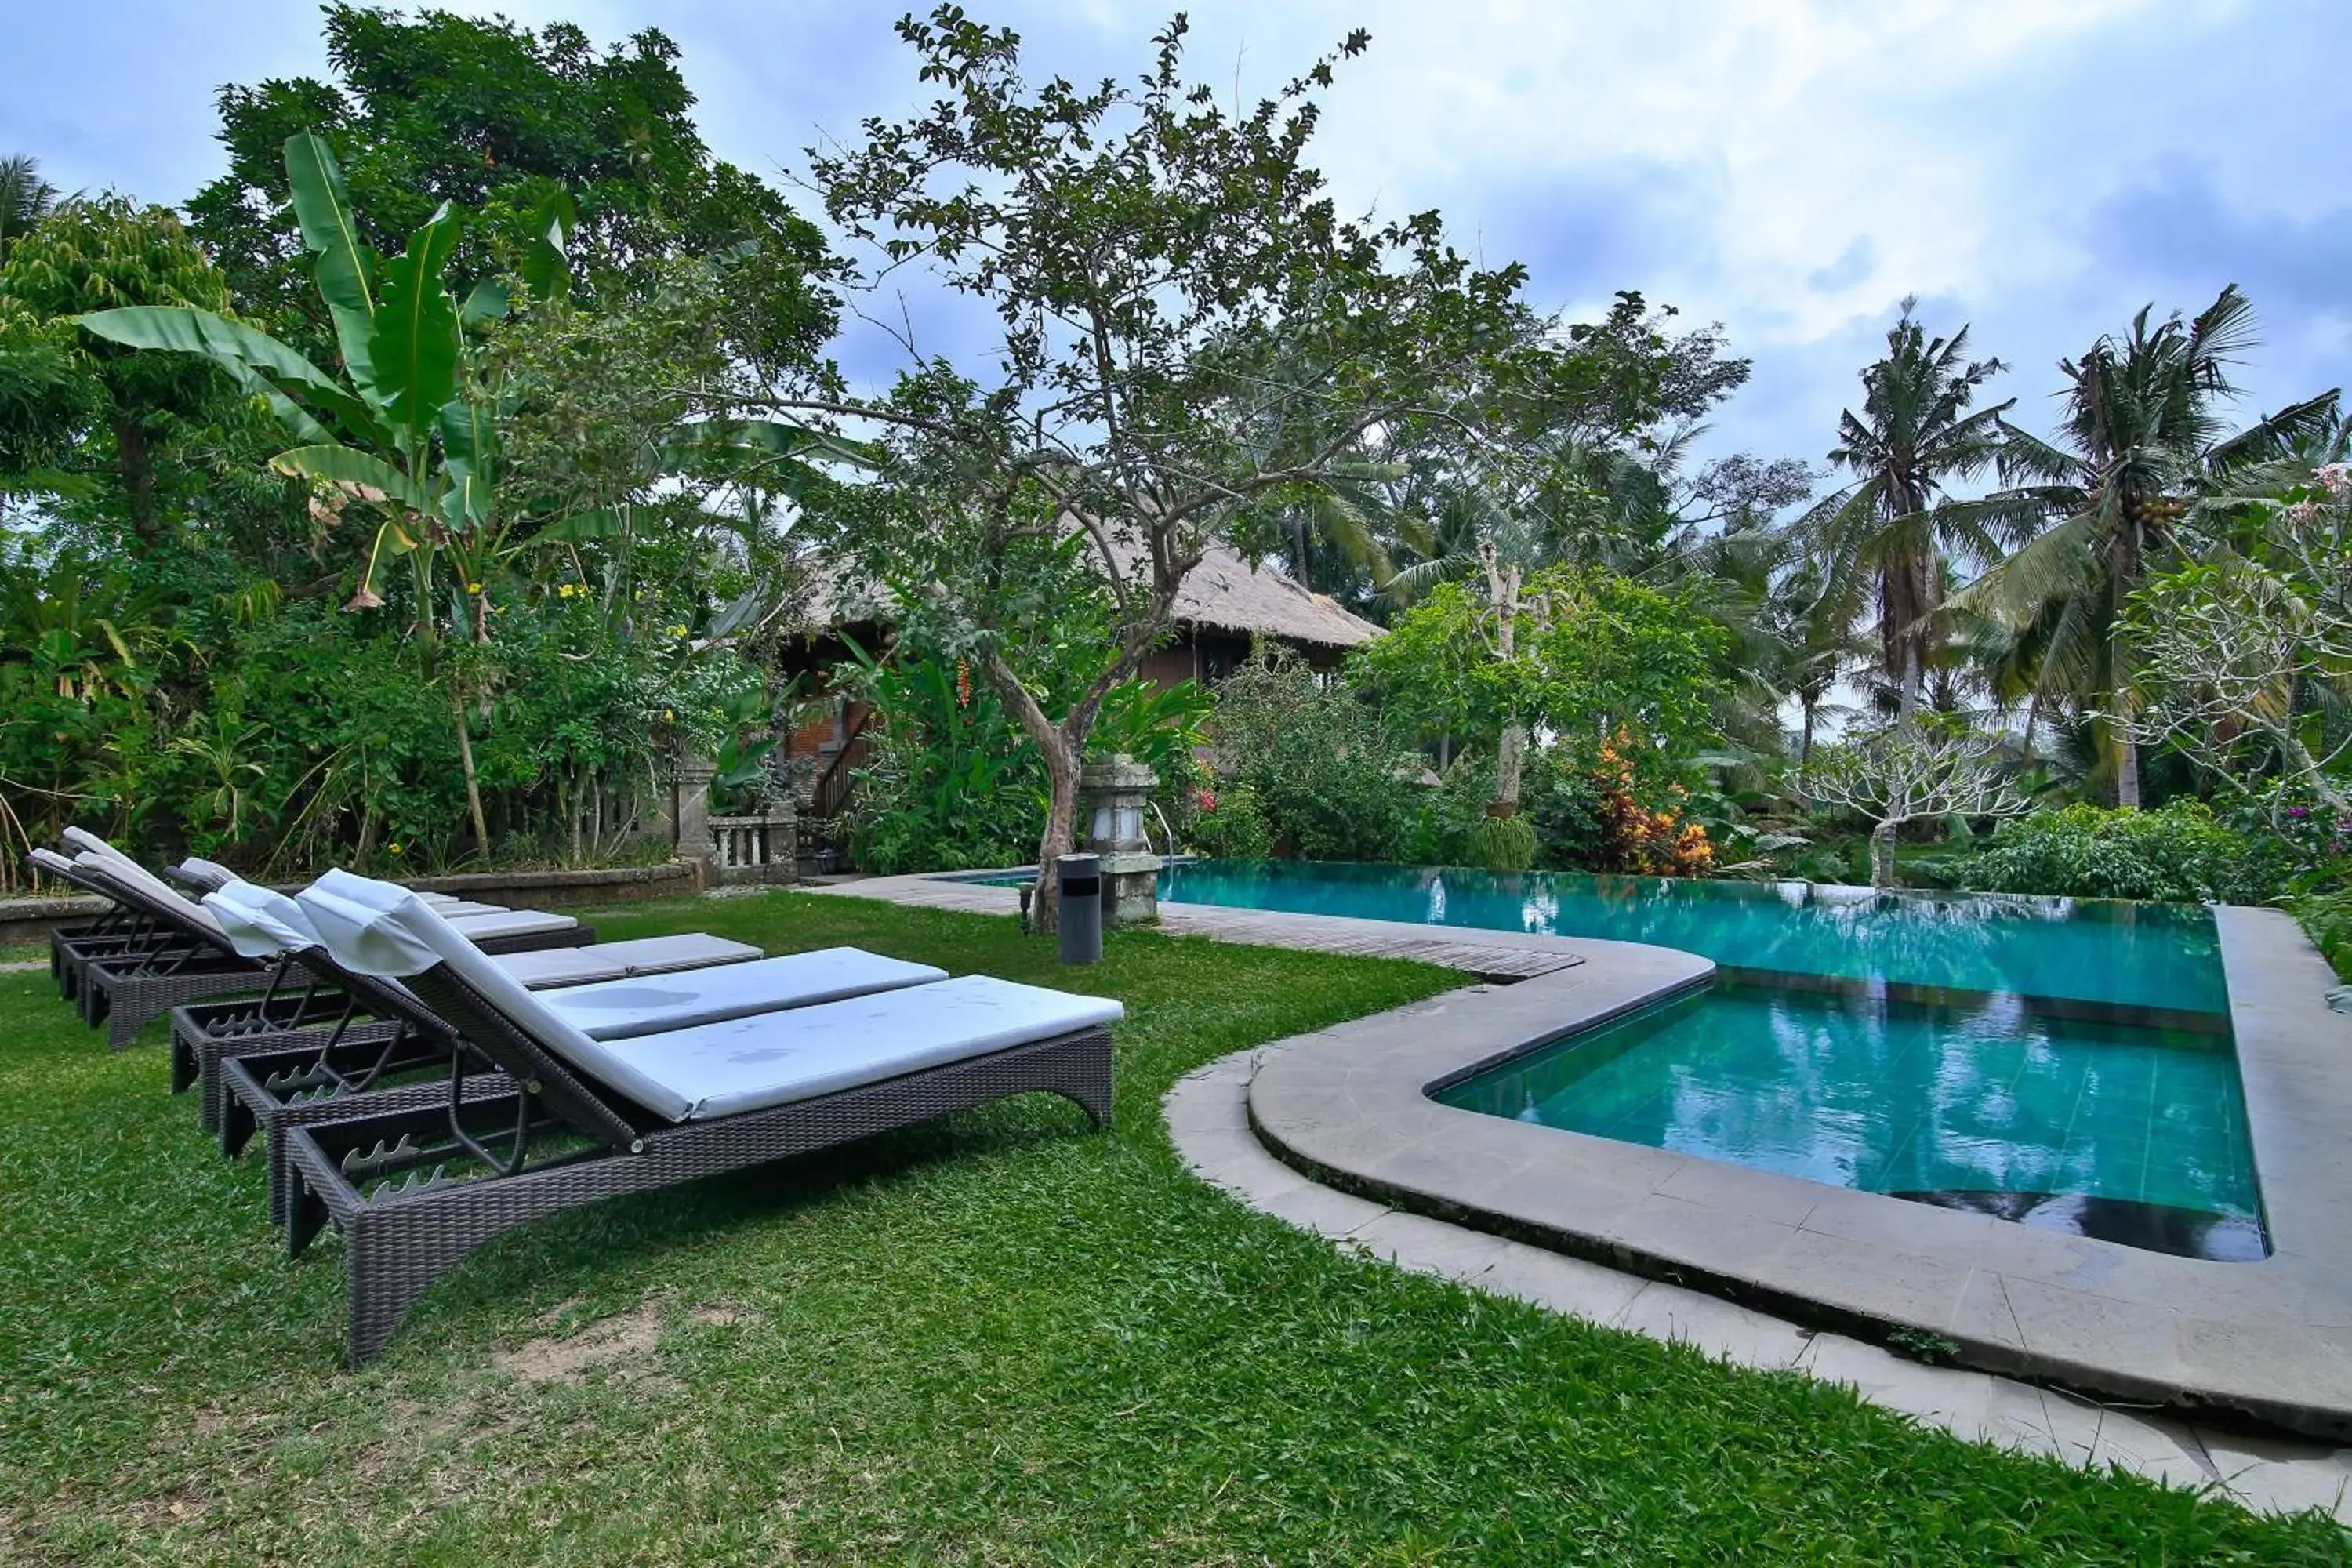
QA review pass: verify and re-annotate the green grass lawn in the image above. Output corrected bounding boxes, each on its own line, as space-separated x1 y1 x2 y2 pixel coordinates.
2 892 2341 1564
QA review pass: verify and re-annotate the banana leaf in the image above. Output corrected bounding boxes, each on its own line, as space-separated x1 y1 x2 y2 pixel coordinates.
283 132 380 397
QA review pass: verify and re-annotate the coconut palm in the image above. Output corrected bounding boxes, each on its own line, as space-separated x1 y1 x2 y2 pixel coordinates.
1798 300 2018 730
0 155 60 263
1951 285 2339 806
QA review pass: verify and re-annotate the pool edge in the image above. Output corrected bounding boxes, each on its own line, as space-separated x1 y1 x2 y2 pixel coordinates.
1247 912 2352 1442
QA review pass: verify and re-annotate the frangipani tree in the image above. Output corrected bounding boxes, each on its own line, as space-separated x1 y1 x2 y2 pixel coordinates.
1808 717 2031 888
2121 469 2352 815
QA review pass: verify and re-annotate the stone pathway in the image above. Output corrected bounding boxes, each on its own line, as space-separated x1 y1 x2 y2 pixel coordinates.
808 872 1586 980
1168 1047 2352 1523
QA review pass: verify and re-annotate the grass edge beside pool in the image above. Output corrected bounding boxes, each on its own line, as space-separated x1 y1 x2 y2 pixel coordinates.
0 891 2343 1563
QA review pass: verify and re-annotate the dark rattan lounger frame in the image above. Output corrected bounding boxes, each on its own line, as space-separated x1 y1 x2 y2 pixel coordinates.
283 957 1113 1366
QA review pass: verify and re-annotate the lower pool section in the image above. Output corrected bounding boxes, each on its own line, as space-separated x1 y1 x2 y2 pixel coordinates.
1437 982 2267 1261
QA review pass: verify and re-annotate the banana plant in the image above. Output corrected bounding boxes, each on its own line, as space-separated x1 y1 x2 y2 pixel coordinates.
77 133 567 645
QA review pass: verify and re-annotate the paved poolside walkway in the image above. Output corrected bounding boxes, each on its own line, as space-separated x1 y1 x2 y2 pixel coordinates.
811 873 2352 1519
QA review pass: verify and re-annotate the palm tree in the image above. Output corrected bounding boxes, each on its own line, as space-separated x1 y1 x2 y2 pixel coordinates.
1951 285 2339 806
0 155 60 263
1799 299 2017 730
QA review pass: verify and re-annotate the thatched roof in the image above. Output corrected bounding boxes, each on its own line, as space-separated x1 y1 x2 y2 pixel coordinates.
1168 543 1382 648
800 541 1382 651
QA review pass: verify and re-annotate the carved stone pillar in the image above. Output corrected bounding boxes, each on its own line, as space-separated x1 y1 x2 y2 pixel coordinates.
1080 753 1161 927
674 750 717 884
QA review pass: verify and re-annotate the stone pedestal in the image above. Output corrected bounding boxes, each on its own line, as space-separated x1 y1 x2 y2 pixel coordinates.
674 751 717 883
1080 753 1161 927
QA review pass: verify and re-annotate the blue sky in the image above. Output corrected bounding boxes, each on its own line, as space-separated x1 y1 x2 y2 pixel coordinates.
10 0 2350 500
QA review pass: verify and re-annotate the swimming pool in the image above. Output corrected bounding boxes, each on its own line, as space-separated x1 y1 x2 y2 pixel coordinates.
1128 860 2261 1257
1154 859 2227 1015
1436 982 2264 1261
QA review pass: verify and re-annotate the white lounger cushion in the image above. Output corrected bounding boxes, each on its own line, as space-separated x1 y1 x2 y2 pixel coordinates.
539 948 948 1040
72 851 226 939
205 882 318 959
437 907 578 940
569 974 1124 1120
296 869 1122 1123
62 827 140 873
423 898 506 917
205 881 760 992
488 935 763 989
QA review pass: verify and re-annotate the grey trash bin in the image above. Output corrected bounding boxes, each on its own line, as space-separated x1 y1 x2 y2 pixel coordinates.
1056 853 1102 965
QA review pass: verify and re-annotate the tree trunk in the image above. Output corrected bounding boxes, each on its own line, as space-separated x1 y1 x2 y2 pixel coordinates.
2110 512 2143 809
2111 710 2142 810
977 645 1106 938
450 685 490 854
1895 642 1922 733
1494 719 1528 814
1870 817 1901 889
1030 731 1083 935
1796 702 1817 807
1483 545 1525 815
112 416 161 544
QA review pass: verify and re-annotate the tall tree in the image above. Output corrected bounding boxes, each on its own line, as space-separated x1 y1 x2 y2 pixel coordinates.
1800 299 2015 729
0 155 60 264
0 198 234 542
186 5 832 364
773 10 1632 931
1953 285 2339 806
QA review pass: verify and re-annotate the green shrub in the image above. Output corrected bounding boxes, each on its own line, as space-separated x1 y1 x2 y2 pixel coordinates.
1466 812 1537 871
1524 750 1611 870
1209 647 1417 862
1189 783 1274 860
1964 802 2297 905
2290 889 2352 982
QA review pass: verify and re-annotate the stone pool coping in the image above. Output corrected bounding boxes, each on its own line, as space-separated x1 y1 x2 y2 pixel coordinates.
1247 905 2352 1441
1168 1048 2352 1519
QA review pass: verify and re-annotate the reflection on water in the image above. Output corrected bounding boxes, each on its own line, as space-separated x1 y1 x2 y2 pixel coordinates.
1162 860 2228 1014
1439 982 2267 1260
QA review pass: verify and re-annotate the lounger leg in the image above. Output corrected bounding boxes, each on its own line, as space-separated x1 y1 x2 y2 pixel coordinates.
345 1187 572 1369
287 1171 331 1259
221 1089 257 1163
169 1025 199 1097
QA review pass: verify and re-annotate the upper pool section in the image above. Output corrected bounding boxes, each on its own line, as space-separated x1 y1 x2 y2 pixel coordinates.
1156 859 2229 1016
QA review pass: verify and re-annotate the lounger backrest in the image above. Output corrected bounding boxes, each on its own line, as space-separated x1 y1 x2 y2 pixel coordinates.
30 846 89 884
201 880 323 960
62 827 136 869
297 869 680 1123
175 857 238 892
73 851 226 941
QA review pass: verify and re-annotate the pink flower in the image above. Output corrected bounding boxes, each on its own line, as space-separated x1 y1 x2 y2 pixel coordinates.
1196 789 1218 812
2315 463 2350 498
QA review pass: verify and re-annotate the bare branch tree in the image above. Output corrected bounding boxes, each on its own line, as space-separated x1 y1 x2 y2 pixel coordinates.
2120 477 2352 816
1808 719 2031 887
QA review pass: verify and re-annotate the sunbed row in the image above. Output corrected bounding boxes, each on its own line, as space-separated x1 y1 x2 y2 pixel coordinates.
28 837 1119 1364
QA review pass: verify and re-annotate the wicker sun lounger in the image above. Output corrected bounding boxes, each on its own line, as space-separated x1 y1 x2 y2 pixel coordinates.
171 881 749 1129
191 884 944 1224
278 870 1120 1366
31 850 275 1032
44 851 598 1047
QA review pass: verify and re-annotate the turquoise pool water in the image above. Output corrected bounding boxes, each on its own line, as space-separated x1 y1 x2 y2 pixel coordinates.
1437 982 2266 1261
946 858 2263 1253
1152 859 2228 1016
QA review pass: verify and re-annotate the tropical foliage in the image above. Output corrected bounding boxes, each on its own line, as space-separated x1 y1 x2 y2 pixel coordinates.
3 3 2347 924
0 13 834 887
